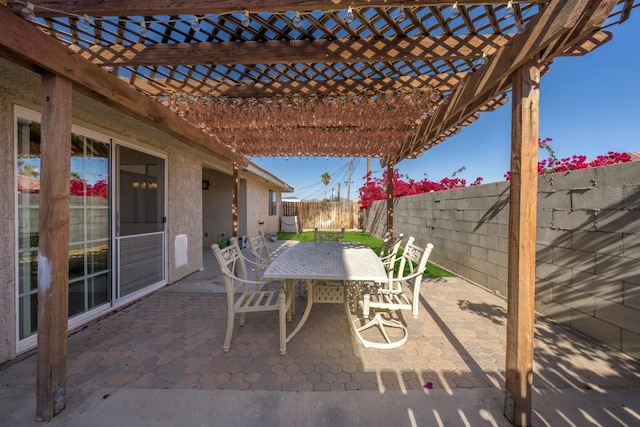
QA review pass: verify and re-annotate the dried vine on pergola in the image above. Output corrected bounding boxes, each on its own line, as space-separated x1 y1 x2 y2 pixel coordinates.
165 89 441 158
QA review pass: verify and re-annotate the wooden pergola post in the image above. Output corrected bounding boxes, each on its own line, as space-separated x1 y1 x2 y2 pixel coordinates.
504 59 540 426
386 162 394 235
36 72 72 421
232 163 239 238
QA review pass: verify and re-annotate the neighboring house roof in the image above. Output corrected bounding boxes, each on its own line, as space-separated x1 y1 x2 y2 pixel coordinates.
17 175 40 193
244 161 294 193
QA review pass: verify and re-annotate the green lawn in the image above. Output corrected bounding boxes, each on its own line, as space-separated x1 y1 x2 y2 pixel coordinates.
277 230 454 278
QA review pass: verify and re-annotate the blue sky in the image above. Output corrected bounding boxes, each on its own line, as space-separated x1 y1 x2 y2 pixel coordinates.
252 12 639 200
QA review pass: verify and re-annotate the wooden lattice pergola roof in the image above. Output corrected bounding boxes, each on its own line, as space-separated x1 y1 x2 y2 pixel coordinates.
4 0 638 166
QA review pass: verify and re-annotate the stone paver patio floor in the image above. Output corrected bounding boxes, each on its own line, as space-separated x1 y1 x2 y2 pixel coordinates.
1 248 639 425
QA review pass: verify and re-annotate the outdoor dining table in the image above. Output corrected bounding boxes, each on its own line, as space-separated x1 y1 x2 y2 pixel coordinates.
263 241 388 344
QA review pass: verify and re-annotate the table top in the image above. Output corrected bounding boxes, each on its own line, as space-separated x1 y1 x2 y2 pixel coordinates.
263 242 388 282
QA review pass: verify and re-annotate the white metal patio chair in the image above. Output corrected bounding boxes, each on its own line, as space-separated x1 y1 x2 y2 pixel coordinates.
313 228 345 243
212 238 291 355
352 236 434 349
310 228 346 302
247 231 277 280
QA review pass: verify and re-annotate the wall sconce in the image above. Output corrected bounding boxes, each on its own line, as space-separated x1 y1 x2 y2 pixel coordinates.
202 180 210 190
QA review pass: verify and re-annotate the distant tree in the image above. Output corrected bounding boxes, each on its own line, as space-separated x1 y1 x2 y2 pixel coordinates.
321 172 332 200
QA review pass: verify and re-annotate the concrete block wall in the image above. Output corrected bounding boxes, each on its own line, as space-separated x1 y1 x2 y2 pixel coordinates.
364 161 640 360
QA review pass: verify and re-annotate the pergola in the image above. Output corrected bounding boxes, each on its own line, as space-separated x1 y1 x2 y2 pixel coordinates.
1 1 637 425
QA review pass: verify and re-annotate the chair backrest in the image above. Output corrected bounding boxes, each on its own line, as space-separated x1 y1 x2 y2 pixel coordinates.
392 236 434 289
212 238 249 294
314 228 345 243
248 231 272 264
379 232 405 277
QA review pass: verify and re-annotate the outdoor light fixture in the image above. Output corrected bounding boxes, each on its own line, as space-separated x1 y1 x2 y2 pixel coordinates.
78 14 91 30
517 21 526 34
138 20 148 37
241 10 251 26
293 11 302 28
21 2 36 21
504 1 515 19
396 6 406 23
345 6 355 24
190 16 201 31
449 2 460 21
478 52 488 66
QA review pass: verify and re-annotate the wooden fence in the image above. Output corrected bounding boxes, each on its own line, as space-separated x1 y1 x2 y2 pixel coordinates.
281 200 361 230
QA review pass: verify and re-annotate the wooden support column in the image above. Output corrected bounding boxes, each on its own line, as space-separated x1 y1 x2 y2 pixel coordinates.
504 60 540 426
232 163 239 238
386 162 394 235
36 72 72 421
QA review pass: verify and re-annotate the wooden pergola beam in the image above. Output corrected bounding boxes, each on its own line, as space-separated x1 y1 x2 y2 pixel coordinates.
232 163 239 238
70 31 609 68
72 34 509 67
122 73 466 98
413 0 588 151
504 59 540 427
5 1 547 17
395 0 617 165
386 162 394 236
36 72 72 421
0 7 248 167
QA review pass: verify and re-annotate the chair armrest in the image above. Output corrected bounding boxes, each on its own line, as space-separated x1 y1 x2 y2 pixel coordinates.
230 275 287 290
242 254 271 269
379 268 427 285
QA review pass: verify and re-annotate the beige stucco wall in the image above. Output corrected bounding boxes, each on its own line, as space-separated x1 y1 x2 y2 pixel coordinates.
202 169 284 245
245 178 280 237
0 93 17 362
202 169 233 247
166 149 203 283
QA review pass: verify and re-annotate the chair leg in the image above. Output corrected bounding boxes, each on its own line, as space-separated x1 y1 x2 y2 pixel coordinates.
223 311 235 352
297 280 307 298
363 293 371 318
354 312 409 350
278 290 287 355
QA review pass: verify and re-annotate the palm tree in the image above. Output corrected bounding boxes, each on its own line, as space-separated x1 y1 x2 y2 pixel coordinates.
321 172 331 200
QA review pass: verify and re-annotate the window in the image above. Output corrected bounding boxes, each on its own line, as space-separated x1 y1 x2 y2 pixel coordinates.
269 190 277 216
17 117 111 340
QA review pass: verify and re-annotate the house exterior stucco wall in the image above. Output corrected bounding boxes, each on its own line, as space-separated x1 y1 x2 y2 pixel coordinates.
201 170 284 246
202 169 233 247
166 149 203 284
364 162 640 360
0 58 214 361
245 179 280 237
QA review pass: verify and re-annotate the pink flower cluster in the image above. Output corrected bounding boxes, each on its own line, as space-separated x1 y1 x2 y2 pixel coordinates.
70 179 108 198
504 138 631 180
358 169 483 210
359 137 632 210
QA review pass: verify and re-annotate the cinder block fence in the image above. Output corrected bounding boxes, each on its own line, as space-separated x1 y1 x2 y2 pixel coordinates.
363 161 640 360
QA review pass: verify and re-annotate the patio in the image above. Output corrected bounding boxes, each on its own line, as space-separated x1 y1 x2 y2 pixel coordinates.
2 245 639 426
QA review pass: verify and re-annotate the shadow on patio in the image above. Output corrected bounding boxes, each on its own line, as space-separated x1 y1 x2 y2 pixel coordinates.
1 248 639 426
